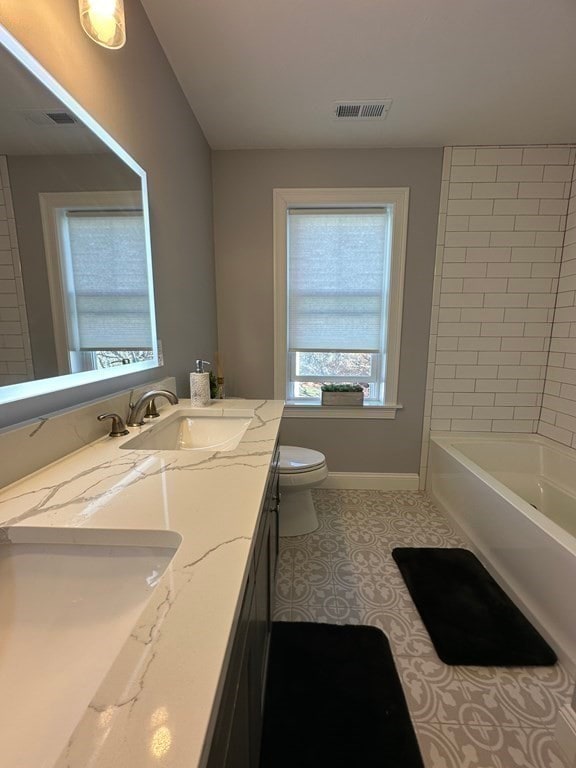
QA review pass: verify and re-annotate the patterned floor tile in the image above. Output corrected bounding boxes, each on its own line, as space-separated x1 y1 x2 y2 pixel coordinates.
292 574 335 606
363 605 438 657
274 489 574 768
455 665 573 729
344 544 389 573
274 571 293 602
415 722 569 768
332 566 411 612
290 599 341 623
396 655 473 724
272 604 291 622
500 726 570 767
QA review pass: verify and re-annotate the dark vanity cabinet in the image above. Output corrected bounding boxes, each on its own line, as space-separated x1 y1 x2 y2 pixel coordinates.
206 445 280 768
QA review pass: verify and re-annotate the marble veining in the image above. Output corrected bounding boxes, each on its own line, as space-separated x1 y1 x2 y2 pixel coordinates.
0 398 283 768
0 375 177 487
182 535 252 570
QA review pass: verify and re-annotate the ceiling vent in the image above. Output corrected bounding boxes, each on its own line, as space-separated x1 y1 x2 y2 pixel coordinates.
23 110 78 126
333 100 392 120
45 111 77 125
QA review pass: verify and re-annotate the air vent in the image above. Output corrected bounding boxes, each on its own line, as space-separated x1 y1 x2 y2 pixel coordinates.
336 104 362 118
45 111 77 125
360 103 386 118
23 110 78 126
333 100 392 120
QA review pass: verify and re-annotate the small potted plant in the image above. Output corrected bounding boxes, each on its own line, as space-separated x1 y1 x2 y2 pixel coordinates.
321 383 364 407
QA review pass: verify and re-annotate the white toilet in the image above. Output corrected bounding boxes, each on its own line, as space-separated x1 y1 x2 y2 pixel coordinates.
278 446 328 537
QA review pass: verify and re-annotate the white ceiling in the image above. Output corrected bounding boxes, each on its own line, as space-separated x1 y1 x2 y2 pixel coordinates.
141 0 576 150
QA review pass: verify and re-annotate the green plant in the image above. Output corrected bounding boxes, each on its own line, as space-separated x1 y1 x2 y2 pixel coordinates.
209 370 218 399
320 383 364 392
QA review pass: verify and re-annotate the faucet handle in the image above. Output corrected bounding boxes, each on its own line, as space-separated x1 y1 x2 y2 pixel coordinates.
98 412 130 437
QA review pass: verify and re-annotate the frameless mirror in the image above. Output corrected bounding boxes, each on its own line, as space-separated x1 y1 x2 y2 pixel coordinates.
0 26 158 406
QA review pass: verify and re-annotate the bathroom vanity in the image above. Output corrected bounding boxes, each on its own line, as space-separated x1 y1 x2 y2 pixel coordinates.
0 398 284 768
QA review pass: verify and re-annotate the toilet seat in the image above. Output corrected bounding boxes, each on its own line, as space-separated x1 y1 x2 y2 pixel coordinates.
278 446 326 474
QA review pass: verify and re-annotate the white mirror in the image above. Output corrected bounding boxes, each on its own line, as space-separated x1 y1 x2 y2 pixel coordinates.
0 26 158 406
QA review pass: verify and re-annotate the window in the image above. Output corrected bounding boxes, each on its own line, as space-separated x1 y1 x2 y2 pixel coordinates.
273 188 409 416
40 191 155 375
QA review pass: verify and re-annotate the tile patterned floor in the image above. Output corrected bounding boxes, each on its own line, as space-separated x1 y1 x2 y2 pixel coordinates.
273 489 574 768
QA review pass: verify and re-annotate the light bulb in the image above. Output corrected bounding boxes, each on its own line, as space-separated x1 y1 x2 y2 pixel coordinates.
79 0 126 49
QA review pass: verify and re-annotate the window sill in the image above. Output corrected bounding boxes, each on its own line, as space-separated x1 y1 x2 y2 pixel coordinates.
282 403 402 419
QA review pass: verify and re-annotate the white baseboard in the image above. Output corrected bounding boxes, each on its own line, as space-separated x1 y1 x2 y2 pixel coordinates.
556 707 576 766
320 472 420 491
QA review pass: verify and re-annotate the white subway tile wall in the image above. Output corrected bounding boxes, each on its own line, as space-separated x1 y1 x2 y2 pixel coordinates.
420 145 576 487
0 156 33 386
539 161 576 448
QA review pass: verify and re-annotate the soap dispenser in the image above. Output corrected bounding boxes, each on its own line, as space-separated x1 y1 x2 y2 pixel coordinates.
190 359 211 407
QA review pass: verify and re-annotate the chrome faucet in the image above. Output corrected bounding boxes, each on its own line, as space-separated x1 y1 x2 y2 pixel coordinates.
126 389 178 427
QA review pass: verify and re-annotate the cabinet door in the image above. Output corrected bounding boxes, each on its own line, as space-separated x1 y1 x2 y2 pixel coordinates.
251 487 278 767
252 510 271 707
268 474 279 617
206 452 279 768
206 572 253 768
225 656 251 768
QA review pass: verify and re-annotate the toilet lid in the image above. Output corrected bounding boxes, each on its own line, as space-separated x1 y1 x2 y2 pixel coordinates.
278 446 326 473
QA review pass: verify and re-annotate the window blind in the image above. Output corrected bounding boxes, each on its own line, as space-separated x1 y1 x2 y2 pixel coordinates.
65 211 153 350
287 209 390 351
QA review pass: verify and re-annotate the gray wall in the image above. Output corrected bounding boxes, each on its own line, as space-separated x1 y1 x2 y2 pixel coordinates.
8 154 140 380
0 0 217 427
212 149 442 474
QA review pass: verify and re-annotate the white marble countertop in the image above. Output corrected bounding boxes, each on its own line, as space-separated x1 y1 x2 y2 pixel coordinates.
0 398 284 768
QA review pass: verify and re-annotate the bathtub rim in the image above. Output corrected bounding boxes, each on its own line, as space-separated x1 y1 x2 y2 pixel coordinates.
428 431 576 558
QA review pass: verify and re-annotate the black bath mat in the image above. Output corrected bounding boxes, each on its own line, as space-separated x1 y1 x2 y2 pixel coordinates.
392 547 557 666
260 622 424 768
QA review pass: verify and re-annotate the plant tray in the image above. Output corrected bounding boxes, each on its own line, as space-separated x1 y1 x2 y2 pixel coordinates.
321 391 364 407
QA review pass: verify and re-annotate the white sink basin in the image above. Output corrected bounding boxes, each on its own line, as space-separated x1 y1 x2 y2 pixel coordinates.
0 527 180 768
121 412 253 451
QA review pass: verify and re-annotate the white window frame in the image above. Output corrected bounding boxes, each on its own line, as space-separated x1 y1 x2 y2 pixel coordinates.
39 190 154 375
273 188 409 419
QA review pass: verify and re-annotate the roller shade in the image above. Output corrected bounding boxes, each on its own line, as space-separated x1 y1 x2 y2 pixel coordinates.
65 210 153 350
287 209 390 351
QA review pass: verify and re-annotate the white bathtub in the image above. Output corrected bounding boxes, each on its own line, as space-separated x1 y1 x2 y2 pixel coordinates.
428 432 576 669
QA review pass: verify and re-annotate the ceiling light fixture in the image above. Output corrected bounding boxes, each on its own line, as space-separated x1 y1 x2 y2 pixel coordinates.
78 0 126 50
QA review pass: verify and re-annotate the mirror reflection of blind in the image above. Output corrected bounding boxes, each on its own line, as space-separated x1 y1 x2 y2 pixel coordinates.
65 210 152 350
287 209 390 351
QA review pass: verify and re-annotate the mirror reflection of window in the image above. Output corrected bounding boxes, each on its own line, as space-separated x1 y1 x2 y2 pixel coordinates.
40 191 154 375
0 27 159 407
